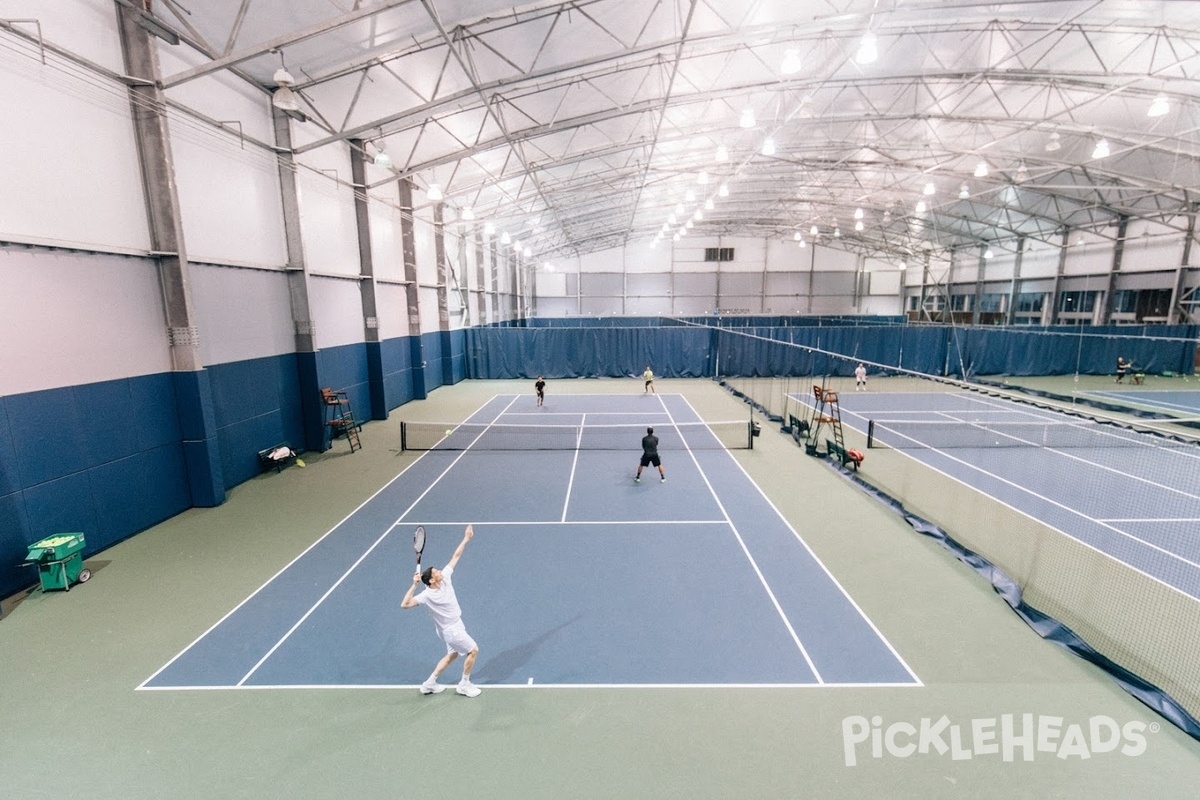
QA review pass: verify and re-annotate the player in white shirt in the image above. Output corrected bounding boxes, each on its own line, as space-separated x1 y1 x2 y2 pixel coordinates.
854 363 867 391
401 524 481 697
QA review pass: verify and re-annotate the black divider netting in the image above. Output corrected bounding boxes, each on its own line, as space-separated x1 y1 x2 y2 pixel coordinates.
867 418 1200 450
401 420 753 451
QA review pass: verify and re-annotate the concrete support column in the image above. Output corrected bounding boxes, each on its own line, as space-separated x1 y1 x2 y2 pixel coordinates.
349 140 386 420
116 4 223 506
433 202 453 384
1049 227 1069 324
273 109 323 452
1100 214 1130 325
1169 203 1199 324
1005 236 1026 325
398 178 426 399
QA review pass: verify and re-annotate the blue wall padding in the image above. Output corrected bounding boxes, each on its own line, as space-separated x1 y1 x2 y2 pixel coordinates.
521 315 907 328
0 373 196 599
381 336 414 410
408 336 427 400
421 331 445 391
465 327 713 378
295 350 323 452
172 370 224 507
365 341 386 420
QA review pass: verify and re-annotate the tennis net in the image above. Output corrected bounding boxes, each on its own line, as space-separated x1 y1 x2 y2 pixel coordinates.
400 420 755 452
866 417 1200 450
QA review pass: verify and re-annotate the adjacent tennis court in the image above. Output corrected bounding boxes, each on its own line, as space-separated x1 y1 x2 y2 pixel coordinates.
142 393 918 690
825 389 1200 601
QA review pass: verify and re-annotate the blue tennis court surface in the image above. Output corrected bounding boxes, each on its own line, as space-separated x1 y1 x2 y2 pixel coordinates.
820 390 1200 603
142 394 918 690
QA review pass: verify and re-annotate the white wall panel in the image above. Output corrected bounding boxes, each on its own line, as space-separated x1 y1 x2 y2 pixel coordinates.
413 213 438 286
0 248 168 395
375 282 410 340
170 109 288 268
296 148 360 276
0 36 149 252
310 276 365 349
369 199 405 282
5 0 125 70
189 265 294 365
419 286 442 331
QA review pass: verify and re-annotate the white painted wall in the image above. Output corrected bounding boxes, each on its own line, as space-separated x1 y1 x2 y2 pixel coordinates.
0 248 169 395
189 265 295 364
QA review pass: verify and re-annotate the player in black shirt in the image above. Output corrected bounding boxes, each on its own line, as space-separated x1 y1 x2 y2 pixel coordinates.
635 426 665 483
535 376 546 406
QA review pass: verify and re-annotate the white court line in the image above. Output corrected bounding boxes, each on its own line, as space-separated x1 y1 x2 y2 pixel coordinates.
135 395 514 690
683 396 922 687
388 520 731 526
561 414 584 522
1100 518 1200 523
139 681 922 692
837 404 1200 576
855 426 1200 606
660 394 825 684
236 395 524 687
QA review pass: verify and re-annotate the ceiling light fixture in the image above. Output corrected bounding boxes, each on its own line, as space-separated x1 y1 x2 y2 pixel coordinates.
1148 94 1170 118
685 189 696 202
698 170 709 185
984 247 994 259
898 260 906 271
958 184 969 199
271 68 308 122
524 247 531 257
780 49 802 75
718 183 729 197
372 143 392 169
1015 162 1029 182
855 32 878 65
793 231 802 241
716 145 728 162
1045 131 1061 152
484 222 495 236
462 207 474 221
675 203 685 215
426 183 443 201
833 227 841 237
740 108 756 128
854 220 864 231
704 198 714 210
915 200 927 214
798 238 806 248
761 138 776 156
810 225 819 236
923 181 936 195
694 209 703 221
668 214 677 225
974 161 989 178
854 208 864 220
500 231 511 245
1092 138 1110 159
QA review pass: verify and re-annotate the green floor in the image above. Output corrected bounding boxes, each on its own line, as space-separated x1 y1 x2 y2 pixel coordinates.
2 379 1198 799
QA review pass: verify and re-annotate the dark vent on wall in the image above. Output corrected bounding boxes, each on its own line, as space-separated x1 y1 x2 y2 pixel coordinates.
704 247 734 262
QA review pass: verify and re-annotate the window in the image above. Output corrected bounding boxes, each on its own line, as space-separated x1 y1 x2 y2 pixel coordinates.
1059 290 1097 313
1015 292 1044 312
704 247 734 262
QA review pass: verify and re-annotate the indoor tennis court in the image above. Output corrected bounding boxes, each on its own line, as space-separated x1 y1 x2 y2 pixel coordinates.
143 392 917 689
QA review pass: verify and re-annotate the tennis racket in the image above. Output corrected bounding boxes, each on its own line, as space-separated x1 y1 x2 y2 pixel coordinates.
413 525 426 569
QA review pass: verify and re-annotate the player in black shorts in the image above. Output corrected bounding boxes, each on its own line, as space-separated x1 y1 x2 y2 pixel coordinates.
635 426 665 483
535 376 546 406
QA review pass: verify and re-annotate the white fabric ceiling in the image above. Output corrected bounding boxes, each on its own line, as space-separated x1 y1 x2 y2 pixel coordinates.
150 0 1200 262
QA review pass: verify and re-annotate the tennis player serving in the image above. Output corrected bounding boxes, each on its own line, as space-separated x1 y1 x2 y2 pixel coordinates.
401 524 482 697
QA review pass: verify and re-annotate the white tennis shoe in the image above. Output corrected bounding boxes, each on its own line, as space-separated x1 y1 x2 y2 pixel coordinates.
419 681 446 695
457 681 481 698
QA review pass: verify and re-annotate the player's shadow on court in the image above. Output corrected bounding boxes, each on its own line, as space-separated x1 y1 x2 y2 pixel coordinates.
479 615 581 682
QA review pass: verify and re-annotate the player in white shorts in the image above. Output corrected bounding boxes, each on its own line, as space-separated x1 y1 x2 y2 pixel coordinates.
401 524 482 697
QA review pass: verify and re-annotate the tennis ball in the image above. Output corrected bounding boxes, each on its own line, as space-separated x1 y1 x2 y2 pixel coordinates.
445 429 453 436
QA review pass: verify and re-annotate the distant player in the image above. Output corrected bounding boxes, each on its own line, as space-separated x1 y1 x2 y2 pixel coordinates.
643 366 656 394
855 363 867 391
535 375 546 406
635 426 665 483
1115 357 1131 384
401 524 482 698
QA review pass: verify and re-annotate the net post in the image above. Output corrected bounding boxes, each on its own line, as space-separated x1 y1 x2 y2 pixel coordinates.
867 419 876 449
400 421 407 451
